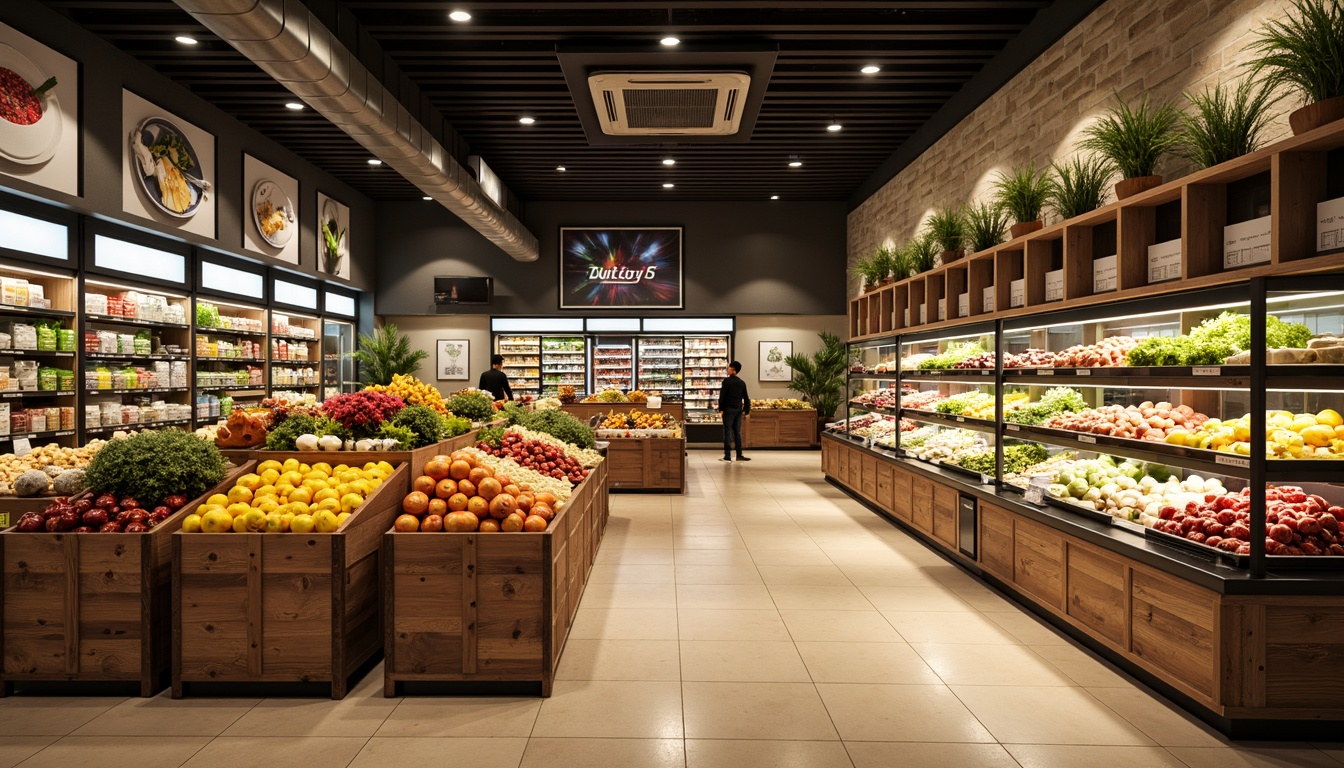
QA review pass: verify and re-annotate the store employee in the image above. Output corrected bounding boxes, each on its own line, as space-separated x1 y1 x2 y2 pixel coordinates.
716 360 751 462
479 354 513 401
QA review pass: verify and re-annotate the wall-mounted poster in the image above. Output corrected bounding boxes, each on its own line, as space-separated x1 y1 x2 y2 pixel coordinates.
317 191 351 280
122 89 216 238
0 22 79 197
560 227 682 309
437 339 469 381
243 154 299 264
759 341 793 382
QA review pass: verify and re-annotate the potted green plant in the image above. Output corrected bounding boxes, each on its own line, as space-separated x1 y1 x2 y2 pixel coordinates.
926 205 967 264
872 245 897 285
890 241 914 281
352 324 428 386
783 331 851 432
1049 154 1114 220
1180 79 1278 168
965 201 1010 254
908 233 938 274
1080 93 1181 200
992 163 1055 238
1247 0 1344 135
850 253 876 293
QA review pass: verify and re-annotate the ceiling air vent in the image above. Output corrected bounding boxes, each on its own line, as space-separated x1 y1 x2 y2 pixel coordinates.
588 73 750 136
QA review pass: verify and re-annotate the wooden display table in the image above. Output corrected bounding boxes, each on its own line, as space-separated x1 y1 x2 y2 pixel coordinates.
821 433 1344 737
744 409 818 448
604 437 686 492
561 402 685 424
382 460 609 696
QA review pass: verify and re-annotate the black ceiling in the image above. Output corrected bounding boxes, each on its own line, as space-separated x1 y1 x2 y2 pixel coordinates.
44 0 1073 204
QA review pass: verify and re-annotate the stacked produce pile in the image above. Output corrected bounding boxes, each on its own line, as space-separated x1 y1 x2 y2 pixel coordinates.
491 425 603 467
1126 312 1309 367
900 390 944 410
1004 451 1077 484
627 390 650 403
1047 337 1138 368
598 409 676 430
901 353 933 370
865 357 898 374
750 398 812 410
475 431 589 485
0 440 106 496
953 352 997 370
1004 349 1057 368
583 388 629 403
1005 387 1089 425
905 428 989 463
396 449 562 533
954 443 1048 475
1020 454 1228 523
366 374 449 414
1043 402 1210 441
933 391 1028 419
1150 486 1344 557
534 397 563 411
558 385 577 404
851 389 898 409
183 457 392 534
261 391 472 452
1162 408 1344 459
915 342 987 370
498 404 597 450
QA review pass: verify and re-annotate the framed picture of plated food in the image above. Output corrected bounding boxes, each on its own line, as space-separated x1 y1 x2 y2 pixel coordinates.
316 191 351 280
242 154 299 264
121 89 216 238
0 22 80 197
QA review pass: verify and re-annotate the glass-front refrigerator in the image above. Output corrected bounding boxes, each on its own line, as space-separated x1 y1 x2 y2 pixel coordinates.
591 336 634 393
322 320 356 399
637 336 684 400
496 335 541 397
541 336 586 397
683 335 731 423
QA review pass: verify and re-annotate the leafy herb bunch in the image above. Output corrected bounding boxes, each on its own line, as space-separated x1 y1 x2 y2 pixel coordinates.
85 430 227 507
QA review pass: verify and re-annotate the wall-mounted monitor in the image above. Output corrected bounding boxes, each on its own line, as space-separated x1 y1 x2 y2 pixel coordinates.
560 227 683 309
434 275 493 305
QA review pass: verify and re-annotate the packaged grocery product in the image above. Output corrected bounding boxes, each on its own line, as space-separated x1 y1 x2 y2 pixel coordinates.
0 404 10 436
56 369 73 391
0 332 9 350
0 366 9 391
60 407 74 430
37 367 58 391
28 410 45 432
84 292 108 315
10 323 35 350
34 323 56 351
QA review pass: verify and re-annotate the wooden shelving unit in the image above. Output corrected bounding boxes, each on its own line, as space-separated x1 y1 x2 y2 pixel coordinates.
0 263 80 449
269 312 322 397
193 298 269 424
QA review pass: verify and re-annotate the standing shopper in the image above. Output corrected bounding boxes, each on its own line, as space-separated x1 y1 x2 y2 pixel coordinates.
717 360 751 462
479 354 513 402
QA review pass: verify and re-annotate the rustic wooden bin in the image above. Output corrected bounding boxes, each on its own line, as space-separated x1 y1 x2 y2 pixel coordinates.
604 437 686 492
172 460 410 699
0 463 252 696
744 409 819 448
383 459 609 696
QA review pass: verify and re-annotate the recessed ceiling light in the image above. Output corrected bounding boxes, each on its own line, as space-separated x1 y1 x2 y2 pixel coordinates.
662 182 675 189
788 160 803 168
662 158 676 166
861 64 880 74
518 116 536 125
367 158 383 166
827 121 842 132
556 165 566 172
448 10 471 21
175 35 198 45
660 36 680 46
423 196 432 200
770 195 780 200
284 102 305 111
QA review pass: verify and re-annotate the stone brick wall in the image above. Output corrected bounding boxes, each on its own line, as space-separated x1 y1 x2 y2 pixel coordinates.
847 0 1298 294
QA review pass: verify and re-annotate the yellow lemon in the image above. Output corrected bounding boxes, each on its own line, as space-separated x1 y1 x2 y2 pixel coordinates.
336 512 351 527
200 509 233 533
313 488 340 503
207 493 230 507
334 483 352 498
340 493 364 512
290 514 316 534
182 514 203 533
264 513 287 533
279 471 303 487
1303 424 1335 448
256 498 281 514
299 463 312 474
350 479 373 496
281 458 300 473
312 462 333 476
339 470 360 484
258 459 283 474
237 473 263 491
275 482 296 499
197 503 222 516
315 498 341 513
255 483 278 497
363 461 378 471
368 477 382 489
1317 409 1343 428
377 461 394 475
1293 414 1320 432
243 509 267 531
232 514 249 532
313 509 341 533
281 512 295 530
226 502 252 519
227 485 254 505
288 486 313 505
288 501 311 515
303 470 328 483
333 463 350 474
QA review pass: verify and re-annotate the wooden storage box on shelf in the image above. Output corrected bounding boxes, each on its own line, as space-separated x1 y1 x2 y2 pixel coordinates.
743 409 818 449
1 463 251 696
171 461 410 699
383 460 609 697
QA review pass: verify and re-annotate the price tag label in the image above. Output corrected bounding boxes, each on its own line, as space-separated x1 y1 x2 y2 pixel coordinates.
1192 366 1220 376
1006 424 1020 432
1039 369 1054 376
956 416 965 423
13 438 31 456
1077 369 1091 376
1077 435 1097 444
1215 454 1251 468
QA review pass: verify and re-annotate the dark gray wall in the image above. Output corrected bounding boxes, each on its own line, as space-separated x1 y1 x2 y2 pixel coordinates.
0 1 378 292
375 199 847 316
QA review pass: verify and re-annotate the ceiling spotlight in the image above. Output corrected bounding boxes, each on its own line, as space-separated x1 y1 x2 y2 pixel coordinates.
556 165 566 172
770 195 780 200
660 36 680 46
367 159 383 166
662 158 676 166
422 196 432 200
284 102 305 111
827 121 842 132
662 182 675 189
448 9 471 21
175 35 198 45
788 159 803 168
518 116 536 125
861 64 880 74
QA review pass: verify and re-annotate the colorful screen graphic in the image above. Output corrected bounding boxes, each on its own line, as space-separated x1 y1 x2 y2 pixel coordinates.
560 227 683 309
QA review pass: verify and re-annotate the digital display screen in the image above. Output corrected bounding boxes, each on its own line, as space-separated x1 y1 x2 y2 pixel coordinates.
560 227 683 309
434 276 492 305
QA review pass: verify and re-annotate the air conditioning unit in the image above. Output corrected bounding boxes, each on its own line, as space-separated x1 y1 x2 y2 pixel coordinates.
588 72 750 136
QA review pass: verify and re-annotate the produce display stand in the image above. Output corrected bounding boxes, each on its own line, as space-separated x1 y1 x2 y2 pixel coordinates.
217 431 483 487
383 458 609 696
171 461 409 699
0 462 252 697
561 401 685 423
0 496 65 526
602 436 686 492
744 409 819 448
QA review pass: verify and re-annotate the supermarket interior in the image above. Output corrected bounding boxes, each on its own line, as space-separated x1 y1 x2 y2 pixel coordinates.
1 0 1344 766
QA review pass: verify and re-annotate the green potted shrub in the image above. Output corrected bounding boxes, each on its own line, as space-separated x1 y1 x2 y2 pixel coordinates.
353 324 428 386
965 201 1010 253
1080 93 1181 199
1050 154 1114 220
1180 78 1278 168
908 232 938 274
1247 0 1344 135
890 241 914 281
782 331 851 431
926 205 967 264
992 163 1055 238
851 253 878 293
872 245 897 285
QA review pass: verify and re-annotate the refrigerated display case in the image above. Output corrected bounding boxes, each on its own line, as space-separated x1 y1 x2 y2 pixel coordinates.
542 336 586 397
683 335 730 423
637 336 683 401
322 319 356 400
497 335 541 397
591 337 633 393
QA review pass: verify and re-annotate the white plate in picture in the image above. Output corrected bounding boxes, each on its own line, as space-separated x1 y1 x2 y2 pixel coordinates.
252 179 295 248
321 197 339 226
128 116 209 219
0 43 62 165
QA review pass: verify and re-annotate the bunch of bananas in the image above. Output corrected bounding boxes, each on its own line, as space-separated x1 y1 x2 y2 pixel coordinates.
366 374 448 414
600 409 672 429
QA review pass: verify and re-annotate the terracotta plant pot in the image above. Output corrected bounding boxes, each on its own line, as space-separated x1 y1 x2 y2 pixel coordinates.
1289 96 1344 136
938 249 965 265
1114 175 1163 200
881 276 895 285
863 282 877 293
1010 220 1043 239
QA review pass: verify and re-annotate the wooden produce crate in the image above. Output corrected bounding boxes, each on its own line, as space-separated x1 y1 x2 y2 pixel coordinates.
172 461 410 699
744 409 819 448
0 463 252 696
383 459 609 696
604 437 686 492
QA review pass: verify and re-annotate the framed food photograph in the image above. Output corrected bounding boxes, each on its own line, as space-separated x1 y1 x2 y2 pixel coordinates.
560 226 682 309
121 89 216 238
317 191 351 280
437 339 469 381
243 154 299 264
0 22 80 197
759 341 793 382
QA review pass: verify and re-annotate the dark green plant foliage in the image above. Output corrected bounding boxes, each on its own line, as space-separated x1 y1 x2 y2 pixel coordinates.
926 206 967 253
514 409 596 449
443 415 473 437
1080 93 1182 178
376 423 417 449
783 331 852 422
850 253 878 286
353 324 428 386
84 430 227 507
445 391 496 422
390 404 449 448
965 201 1010 253
992 164 1055 224
1050 154 1115 219
890 243 914 280
1247 0 1344 104
908 233 938 273
871 245 897 282
264 414 349 451
1181 79 1279 168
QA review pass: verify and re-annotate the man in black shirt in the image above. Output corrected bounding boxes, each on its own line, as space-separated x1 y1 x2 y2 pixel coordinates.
478 354 513 402
717 360 751 462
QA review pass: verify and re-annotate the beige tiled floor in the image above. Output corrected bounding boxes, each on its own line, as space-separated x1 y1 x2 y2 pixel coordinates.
4 450 1341 767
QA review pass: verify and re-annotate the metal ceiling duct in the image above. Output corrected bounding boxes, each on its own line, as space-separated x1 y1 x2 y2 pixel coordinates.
171 0 539 262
